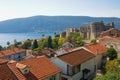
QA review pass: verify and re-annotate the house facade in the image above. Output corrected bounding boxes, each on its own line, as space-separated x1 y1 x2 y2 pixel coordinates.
51 49 96 80
0 48 26 61
84 43 107 68
100 28 120 38
99 36 120 57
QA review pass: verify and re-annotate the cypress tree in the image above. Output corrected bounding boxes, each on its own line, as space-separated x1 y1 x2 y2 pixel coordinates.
32 39 38 50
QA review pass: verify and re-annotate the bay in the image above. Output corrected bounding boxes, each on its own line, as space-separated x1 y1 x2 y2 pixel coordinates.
0 32 57 47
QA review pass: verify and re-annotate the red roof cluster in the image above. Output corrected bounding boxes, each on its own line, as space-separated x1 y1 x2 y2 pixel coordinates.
0 48 26 57
8 56 61 80
84 43 107 55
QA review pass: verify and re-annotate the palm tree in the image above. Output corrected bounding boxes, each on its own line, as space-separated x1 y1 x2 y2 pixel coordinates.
7 41 10 47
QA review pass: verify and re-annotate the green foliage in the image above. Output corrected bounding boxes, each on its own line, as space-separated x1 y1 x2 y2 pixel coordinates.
105 59 119 72
47 36 53 48
21 41 31 49
106 47 117 60
91 39 97 44
14 39 18 47
71 32 84 46
33 47 41 52
7 41 10 46
0 45 3 51
94 70 120 80
94 59 120 80
32 39 38 50
52 37 59 50
58 37 65 48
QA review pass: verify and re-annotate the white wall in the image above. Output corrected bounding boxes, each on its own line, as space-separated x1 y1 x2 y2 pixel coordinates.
51 57 68 74
51 57 96 80
72 58 95 80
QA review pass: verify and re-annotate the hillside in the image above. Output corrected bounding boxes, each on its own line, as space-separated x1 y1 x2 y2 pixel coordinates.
0 16 120 33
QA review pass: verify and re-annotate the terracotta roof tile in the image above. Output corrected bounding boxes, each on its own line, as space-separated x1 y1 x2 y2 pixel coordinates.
0 63 17 80
59 49 95 66
0 48 26 57
0 58 9 64
9 56 61 80
114 37 120 40
84 43 107 55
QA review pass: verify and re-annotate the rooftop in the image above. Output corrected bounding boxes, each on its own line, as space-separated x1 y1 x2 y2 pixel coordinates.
9 56 61 80
0 58 9 64
0 61 17 79
0 48 26 57
84 43 107 55
59 49 95 66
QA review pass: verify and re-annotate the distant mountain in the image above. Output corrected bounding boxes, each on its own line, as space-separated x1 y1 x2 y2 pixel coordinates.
0 16 120 33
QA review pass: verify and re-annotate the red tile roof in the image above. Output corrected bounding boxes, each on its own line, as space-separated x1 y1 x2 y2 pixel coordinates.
0 63 17 80
59 49 95 66
0 58 9 64
114 37 120 40
84 43 107 55
9 56 61 80
99 36 112 41
0 48 26 57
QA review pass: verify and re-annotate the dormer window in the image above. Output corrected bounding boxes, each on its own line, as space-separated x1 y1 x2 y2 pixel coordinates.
16 63 30 75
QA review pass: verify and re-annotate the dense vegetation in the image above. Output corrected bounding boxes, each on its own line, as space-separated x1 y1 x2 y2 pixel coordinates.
94 59 120 80
94 48 119 80
20 32 84 52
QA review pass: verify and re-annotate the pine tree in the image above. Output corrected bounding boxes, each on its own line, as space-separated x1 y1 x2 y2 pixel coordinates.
47 36 53 48
32 39 38 50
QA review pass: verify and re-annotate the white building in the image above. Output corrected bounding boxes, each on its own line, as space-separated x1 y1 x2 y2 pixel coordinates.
84 43 107 68
51 48 96 80
0 48 26 61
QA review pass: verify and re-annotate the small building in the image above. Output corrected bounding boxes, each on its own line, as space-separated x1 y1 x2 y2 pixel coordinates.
60 32 66 38
8 56 61 80
99 36 120 57
100 28 120 37
51 48 96 80
84 43 107 68
62 42 75 49
0 48 26 61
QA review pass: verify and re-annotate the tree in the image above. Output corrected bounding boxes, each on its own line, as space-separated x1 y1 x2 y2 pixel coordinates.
94 59 120 80
54 32 57 37
0 45 3 51
58 37 65 48
71 32 84 46
106 47 117 60
94 70 120 80
21 41 31 49
32 39 38 50
52 37 59 49
47 36 53 48
14 39 18 47
91 39 97 44
105 59 119 71
7 41 10 47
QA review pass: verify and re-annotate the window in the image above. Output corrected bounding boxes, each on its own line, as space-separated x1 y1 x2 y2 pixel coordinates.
72 64 81 75
50 76 56 80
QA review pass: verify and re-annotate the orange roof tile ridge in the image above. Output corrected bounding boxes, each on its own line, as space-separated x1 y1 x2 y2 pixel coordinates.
7 63 19 80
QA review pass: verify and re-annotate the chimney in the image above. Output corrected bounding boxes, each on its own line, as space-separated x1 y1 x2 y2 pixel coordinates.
16 63 30 74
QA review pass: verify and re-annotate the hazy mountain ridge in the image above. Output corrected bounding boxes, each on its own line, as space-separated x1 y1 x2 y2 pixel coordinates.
0 16 120 33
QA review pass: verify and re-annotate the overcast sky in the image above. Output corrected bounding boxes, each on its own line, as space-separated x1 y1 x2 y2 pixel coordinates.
0 0 120 21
